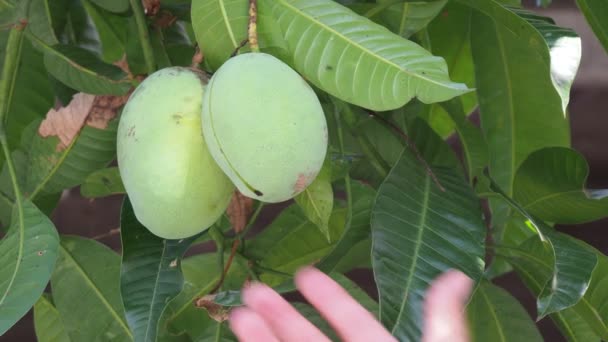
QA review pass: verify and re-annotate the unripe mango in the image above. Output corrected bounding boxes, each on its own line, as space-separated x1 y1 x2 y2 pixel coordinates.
201 53 328 203
117 67 234 239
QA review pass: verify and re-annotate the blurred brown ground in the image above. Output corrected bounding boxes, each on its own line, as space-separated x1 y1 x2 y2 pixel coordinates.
3 0 608 341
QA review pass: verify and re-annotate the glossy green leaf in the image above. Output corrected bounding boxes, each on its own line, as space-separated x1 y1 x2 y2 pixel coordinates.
42 44 131 95
514 147 608 224
440 98 488 181
120 198 201 342
81 0 128 63
317 181 376 273
371 148 485 340
465 0 570 226
575 0 608 54
90 0 129 13
51 236 132 341
378 0 447 38
80 167 125 198
505 238 608 339
159 253 248 341
34 295 71 342
467 281 542 342
247 206 346 285
425 2 476 138
190 0 287 71
0 31 54 154
513 8 581 112
27 0 60 45
0 200 59 335
295 160 333 241
261 0 470 111
25 118 119 198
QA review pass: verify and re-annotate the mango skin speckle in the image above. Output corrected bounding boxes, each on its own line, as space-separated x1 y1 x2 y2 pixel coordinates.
117 67 234 239
201 53 328 203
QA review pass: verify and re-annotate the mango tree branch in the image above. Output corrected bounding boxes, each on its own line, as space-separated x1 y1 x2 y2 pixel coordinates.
129 0 156 74
248 0 260 52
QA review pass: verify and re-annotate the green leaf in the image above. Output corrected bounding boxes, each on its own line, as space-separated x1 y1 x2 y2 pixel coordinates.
81 0 128 63
27 0 60 46
575 0 608 54
80 167 125 198
464 0 570 226
261 0 470 111
505 238 608 339
247 205 346 285
190 0 287 71
159 253 248 341
440 98 488 181
317 181 376 273
42 44 131 95
513 147 608 224
467 281 542 342
120 197 200 342
371 148 485 340
34 295 71 342
26 116 119 198
89 0 129 13
0 200 59 335
425 2 477 138
2 35 54 151
294 160 333 241
51 236 132 341
377 0 447 38
513 8 581 112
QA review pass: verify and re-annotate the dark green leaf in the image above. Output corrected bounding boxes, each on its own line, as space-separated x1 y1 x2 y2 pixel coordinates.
42 44 131 95
425 2 477 138
371 148 485 340
513 147 608 224
295 160 333 241
120 197 200 342
51 236 132 341
89 0 129 13
81 0 129 63
27 0 60 45
0 201 59 335
575 0 608 54
159 253 248 341
377 0 447 38
465 0 571 226
34 294 71 342
80 167 125 198
261 0 470 111
467 281 542 342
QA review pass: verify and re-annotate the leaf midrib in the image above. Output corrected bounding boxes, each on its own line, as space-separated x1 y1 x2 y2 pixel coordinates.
0 201 25 306
60 244 133 339
276 0 458 89
390 173 430 334
142 241 169 342
479 285 507 342
218 0 238 48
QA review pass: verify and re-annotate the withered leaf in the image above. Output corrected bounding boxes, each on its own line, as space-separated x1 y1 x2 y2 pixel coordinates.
38 92 130 151
195 294 231 322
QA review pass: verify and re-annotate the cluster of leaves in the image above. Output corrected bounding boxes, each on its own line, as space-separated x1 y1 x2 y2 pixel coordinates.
0 0 608 341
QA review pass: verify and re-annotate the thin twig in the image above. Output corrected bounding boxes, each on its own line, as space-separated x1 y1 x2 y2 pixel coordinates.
365 109 445 192
230 38 249 57
247 0 259 52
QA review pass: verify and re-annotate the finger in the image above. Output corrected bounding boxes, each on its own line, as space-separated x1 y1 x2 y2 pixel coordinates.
229 307 279 342
241 282 331 342
422 270 474 342
295 267 397 342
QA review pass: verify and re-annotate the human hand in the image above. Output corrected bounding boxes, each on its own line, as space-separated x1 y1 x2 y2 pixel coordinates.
229 267 473 342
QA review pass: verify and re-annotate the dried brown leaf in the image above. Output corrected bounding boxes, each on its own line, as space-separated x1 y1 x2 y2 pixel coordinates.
226 191 254 233
39 92 131 151
143 0 160 16
194 295 231 322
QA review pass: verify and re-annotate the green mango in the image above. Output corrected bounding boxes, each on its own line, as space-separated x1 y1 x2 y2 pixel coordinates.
117 67 234 239
201 53 328 203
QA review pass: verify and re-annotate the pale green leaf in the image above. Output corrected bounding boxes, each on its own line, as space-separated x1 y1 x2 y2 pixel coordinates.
378 0 447 38
80 167 125 198
34 295 71 342
295 160 333 241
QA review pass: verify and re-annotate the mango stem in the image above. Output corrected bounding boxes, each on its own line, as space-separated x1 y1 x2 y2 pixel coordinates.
248 0 260 53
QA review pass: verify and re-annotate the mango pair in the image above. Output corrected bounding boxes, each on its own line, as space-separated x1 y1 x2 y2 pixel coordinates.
117 53 328 239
